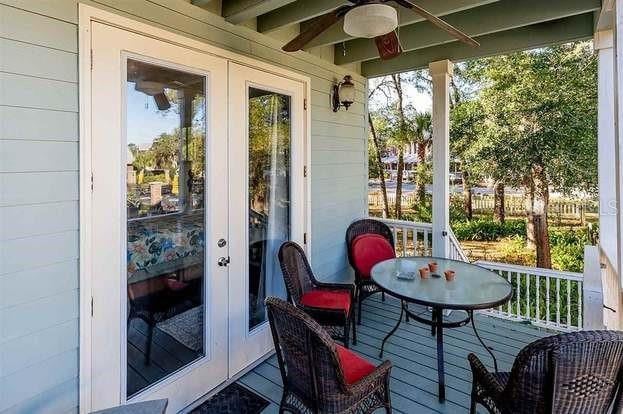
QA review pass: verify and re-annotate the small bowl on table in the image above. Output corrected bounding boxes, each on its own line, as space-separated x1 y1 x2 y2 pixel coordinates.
444 270 456 282
419 267 431 279
428 261 439 274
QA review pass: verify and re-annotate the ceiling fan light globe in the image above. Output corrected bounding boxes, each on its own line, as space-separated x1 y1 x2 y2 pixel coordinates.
343 4 398 39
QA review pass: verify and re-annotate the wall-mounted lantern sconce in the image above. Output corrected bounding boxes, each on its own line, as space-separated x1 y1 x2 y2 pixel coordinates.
332 75 355 112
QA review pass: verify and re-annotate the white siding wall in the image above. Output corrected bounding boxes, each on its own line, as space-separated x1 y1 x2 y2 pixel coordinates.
0 0 367 412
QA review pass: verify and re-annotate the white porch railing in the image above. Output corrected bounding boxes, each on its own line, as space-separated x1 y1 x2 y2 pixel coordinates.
375 217 584 331
475 261 583 331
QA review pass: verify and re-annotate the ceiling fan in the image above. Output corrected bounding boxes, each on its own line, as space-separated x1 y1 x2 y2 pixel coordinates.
282 0 479 60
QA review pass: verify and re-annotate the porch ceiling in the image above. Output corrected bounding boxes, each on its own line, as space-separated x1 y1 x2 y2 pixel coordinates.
201 0 600 77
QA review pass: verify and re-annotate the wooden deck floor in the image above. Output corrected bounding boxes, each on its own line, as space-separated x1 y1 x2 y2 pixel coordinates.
238 295 552 414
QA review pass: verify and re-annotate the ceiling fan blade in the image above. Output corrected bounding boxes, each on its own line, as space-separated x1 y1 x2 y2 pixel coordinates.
282 6 353 52
375 31 402 60
393 0 480 48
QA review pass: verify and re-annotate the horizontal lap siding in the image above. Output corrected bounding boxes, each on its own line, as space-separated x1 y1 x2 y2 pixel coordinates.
0 0 366 412
0 1 80 413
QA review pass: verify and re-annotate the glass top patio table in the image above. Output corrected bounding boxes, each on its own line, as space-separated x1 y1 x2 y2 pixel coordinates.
371 257 512 310
370 256 513 403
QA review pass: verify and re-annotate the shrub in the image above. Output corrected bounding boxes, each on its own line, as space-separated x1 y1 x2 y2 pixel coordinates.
497 236 536 266
550 228 590 273
452 219 526 241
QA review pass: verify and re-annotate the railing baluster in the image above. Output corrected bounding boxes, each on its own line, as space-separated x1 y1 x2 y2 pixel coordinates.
566 279 571 326
577 282 582 329
402 227 407 257
516 272 521 319
546 276 550 324
556 278 560 325
536 275 540 323
526 273 531 320
507 271 512 315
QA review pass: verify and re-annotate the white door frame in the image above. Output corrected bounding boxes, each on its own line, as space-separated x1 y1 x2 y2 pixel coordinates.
78 4 311 413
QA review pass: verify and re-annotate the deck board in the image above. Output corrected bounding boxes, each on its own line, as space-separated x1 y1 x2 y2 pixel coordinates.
240 295 554 414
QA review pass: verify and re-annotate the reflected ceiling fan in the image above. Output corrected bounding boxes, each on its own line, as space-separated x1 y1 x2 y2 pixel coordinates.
282 0 479 60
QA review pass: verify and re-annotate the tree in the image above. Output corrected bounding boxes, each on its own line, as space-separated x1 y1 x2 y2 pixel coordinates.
453 42 597 268
368 113 390 218
413 111 432 203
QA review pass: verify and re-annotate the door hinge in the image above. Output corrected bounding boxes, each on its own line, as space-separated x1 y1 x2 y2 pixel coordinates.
90 49 93 70
91 297 94 317
303 165 308 177
303 233 307 245
90 173 94 191
304 98 307 110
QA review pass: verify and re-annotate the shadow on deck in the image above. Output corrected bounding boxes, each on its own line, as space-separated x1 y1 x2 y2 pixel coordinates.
238 295 553 414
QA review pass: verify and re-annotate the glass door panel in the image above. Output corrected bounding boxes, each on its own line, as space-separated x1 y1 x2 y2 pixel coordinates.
228 63 305 375
248 88 291 330
125 59 206 397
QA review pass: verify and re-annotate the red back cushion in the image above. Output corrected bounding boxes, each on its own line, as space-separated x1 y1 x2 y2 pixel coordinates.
336 345 376 384
350 234 395 279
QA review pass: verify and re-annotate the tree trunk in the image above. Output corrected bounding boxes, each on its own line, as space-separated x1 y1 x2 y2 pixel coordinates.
415 142 426 203
493 181 505 224
395 149 404 219
368 114 390 218
525 166 551 268
462 170 473 220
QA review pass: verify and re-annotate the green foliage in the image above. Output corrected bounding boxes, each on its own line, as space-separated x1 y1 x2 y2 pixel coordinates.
452 219 526 241
550 228 590 273
453 42 598 196
497 236 536 267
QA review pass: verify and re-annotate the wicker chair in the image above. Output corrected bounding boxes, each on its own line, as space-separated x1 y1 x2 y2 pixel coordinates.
469 330 623 414
345 219 395 325
266 297 392 414
278 241 356 347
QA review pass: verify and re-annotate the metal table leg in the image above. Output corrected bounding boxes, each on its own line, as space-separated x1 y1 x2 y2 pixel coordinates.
379 301 405 358
434 307 446 402
469 310 499 372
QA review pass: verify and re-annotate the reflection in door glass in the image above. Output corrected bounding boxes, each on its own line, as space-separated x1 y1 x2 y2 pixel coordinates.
248 87 291 330
126 59 206 397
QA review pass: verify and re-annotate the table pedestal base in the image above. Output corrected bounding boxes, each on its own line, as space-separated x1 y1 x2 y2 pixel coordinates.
379 302 498 403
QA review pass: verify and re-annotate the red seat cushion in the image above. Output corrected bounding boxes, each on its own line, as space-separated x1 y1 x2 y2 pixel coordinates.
300 289 351 314
336 345 376 385
351 234 395 279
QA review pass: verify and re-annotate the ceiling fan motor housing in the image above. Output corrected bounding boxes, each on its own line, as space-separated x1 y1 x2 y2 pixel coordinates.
343 3 398 38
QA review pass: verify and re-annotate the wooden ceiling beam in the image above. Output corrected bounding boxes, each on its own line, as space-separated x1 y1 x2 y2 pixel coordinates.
336 0 600 64
222 0 298 24
301 0 497 49
361 13 594 77
257 0 347 33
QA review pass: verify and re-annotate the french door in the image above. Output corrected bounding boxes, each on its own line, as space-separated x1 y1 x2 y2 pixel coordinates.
228 64 306 374
90 22 228 412
87 21 306 413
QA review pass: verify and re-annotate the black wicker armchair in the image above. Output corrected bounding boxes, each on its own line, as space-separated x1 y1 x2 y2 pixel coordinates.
469 330 623 414
266 297 392 414
346 219 395 325
278 241 356 347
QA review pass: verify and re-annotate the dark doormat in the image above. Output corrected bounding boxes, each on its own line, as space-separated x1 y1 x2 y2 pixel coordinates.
190 383 270 414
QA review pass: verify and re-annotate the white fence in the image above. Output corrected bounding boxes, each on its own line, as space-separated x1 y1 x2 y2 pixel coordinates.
369 192 597 220
375 218 584 331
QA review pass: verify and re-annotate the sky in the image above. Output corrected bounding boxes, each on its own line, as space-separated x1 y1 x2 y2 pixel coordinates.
126 83 180 147
368 75 432 113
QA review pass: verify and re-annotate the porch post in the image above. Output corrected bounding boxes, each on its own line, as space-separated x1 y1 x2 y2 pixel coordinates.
595 29 620 272
616 0 623 279
429 60 453 258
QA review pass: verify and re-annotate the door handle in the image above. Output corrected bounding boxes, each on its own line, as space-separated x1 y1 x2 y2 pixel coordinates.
218 256 230 267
